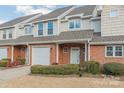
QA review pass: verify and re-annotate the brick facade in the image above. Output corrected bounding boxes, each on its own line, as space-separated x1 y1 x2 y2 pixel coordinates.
59 43 85 64
29 43 85 65
90 45 124 65
13 45 27 61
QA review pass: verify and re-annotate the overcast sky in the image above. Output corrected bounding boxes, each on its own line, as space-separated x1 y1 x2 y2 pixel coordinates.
0 5 66 24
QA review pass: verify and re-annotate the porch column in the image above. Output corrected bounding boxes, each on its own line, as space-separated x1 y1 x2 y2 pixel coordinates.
56 43 59 64
28 45 30 65
85 42 88 61
88 42 90 61
11 45 14 62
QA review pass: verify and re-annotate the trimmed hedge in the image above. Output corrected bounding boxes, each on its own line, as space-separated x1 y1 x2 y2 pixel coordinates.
103 62 124 76
0 58 9 67
31 64 80 75
16 57 26 65
84 61 100 74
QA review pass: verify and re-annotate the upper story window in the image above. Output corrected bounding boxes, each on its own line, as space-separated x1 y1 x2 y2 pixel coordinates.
48 21 53 35
38 22 43 36
2 29 13 39
69 19 81 30
110 9 118 17
75 20 81 28
69 21 74 29
3 30 6 39
105 45 123 57
25 26 32 35
8 30 12 39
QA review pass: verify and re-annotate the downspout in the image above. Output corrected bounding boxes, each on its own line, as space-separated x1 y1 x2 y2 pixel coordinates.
88 39 90 61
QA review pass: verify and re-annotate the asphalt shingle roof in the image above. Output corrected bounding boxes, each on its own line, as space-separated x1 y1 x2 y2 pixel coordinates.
0 30 93 45
30 6 73 23
0 13 39 28
91 32 124 44
66 5 96 16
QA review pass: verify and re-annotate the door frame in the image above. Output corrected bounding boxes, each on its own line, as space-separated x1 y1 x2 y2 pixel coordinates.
32 46 50 65
70 47 80 64
0 47 8 60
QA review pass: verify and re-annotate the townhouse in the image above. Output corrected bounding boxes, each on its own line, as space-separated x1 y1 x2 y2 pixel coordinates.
0 5 123 65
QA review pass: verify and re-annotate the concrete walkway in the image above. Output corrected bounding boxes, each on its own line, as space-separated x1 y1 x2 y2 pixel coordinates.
0 66 30 81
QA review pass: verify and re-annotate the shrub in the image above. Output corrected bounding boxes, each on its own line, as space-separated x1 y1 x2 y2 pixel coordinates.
84 61 100 74
16 57 26 65
31 64 80 75
103 62 124 76
0 58 9 67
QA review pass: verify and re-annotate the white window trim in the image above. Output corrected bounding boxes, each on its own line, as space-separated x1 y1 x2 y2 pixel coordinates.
37 23 43 36
109 8 118 17
63 47 69 53
2 30 13 40
24 26 32 35
68 19 81 31
105 45 123 57
47 21 54 35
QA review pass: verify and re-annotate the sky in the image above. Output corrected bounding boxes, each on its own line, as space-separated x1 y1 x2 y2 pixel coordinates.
0 5 66 24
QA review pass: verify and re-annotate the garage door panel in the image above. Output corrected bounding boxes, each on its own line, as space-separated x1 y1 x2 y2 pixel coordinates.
32 47 50 65
0 48 7 60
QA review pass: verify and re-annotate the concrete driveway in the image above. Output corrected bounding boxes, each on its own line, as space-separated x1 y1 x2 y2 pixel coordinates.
0 66 30 81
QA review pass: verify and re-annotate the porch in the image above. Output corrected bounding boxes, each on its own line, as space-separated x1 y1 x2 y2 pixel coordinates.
56 42 90 65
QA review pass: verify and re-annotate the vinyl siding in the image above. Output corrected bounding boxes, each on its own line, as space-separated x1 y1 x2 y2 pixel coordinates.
101 5 124 36
0 28 15 39
59 18 92 32
91 19 101 32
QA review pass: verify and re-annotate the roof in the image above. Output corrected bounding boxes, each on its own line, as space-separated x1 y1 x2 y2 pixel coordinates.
0 13 39 28
30 6 73 23
91 33 124 44
0 30 93 45
66 5 96 16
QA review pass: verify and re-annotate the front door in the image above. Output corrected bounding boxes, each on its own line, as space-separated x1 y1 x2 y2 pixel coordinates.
71 47 80 64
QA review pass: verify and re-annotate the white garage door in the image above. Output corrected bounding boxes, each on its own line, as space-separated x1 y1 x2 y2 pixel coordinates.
32 47 50 65
0 48 7 60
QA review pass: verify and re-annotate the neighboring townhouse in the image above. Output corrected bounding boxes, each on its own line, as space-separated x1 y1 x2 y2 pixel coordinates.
0 13 42 63
90 5 124 65
0 5 124 66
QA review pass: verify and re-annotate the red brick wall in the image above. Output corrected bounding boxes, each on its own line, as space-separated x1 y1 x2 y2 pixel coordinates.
90 45 124 65
59 43 84 64
30 43 85 65
14 46 26 61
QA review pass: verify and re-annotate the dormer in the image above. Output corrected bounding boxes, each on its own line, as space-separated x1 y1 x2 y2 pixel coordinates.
60 5 101 32
30 6 74 37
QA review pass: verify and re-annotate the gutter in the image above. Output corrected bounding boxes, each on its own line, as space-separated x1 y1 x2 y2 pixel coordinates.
90 41 124 45
0 38 92 46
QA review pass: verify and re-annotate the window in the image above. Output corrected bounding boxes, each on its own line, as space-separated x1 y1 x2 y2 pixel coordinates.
2 29 13 39
3 30 6 39
106 46 113 56
69 21 74 29
115 46 123 56
106 46 123 57
25 26 32 35
8 30 12 38
63 47 68 53
38 22 43 35
48 21 53 35
69 19 81 29
110 10 118 17
75 20 80 28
